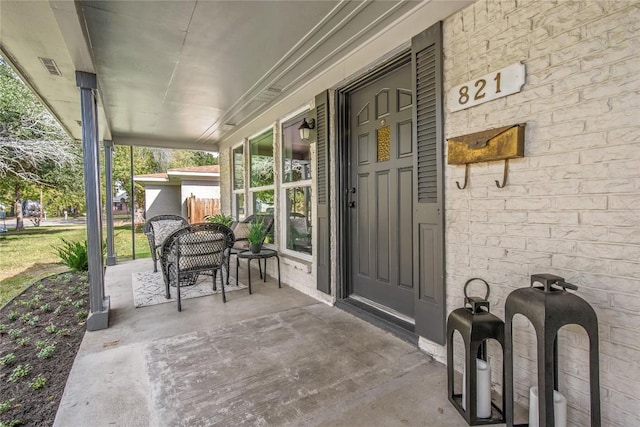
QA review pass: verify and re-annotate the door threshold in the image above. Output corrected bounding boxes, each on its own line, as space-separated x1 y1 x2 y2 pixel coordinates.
336 297 418 346
348 294 415 325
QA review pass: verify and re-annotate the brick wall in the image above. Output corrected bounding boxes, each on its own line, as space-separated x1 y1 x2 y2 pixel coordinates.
421 1 640 425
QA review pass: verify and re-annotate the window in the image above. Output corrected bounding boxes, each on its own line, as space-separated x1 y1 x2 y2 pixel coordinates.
249 129 275 242
231 144 245 220
281 113 312 256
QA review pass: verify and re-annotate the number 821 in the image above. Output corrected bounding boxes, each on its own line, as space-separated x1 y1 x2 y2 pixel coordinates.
458 72 502 105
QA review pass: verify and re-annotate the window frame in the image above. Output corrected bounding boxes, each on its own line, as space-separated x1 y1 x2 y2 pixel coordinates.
279 109 313 261
248 126 276 245
231 141 246 221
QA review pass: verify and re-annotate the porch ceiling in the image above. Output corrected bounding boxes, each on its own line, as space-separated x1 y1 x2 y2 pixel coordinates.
0 0 469 151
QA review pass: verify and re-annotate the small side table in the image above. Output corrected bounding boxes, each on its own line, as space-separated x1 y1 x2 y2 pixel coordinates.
236 249 281 294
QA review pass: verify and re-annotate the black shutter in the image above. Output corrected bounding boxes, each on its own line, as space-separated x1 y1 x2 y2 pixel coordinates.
316 91 331 294
412 22 446 344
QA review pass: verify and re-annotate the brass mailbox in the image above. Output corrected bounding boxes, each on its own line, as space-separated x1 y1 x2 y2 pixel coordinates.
447 124 525 188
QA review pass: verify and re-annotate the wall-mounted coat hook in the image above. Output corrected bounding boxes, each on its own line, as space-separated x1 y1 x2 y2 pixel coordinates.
456 164 469 189
495 159 509 188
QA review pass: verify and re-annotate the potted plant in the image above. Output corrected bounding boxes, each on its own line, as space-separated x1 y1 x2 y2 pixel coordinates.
247 220 265 253
204 213 234 228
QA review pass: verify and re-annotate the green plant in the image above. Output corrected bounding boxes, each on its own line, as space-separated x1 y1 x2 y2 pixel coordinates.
16 337 30 347
45 324 58 334
0 324 6 334
56 328 71 337
35 340 48 349
8 328 23 338
0 418 23 427
8 364 31 382
54 238 89 271
53 305 63 315
0 353 16 366
0 399 13 415
39 303 52 312
247 220 265 245
72 299 84 308
8 310 19 321
29 374 47 390
76 310 88 320
37 343 56 359
204 213 235 227
19 313 32 323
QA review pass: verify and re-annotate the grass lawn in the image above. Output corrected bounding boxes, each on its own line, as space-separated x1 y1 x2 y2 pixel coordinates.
0 224 150 308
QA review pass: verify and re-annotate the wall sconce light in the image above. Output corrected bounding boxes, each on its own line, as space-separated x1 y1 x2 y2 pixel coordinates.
298 118 315 140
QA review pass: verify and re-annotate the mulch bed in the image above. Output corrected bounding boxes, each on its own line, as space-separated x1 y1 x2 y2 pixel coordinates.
0 271 88 426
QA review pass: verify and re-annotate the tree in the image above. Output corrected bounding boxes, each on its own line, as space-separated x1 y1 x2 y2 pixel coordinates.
0 58 81 230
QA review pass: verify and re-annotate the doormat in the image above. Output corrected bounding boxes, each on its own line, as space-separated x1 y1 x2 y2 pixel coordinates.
132 271 246 308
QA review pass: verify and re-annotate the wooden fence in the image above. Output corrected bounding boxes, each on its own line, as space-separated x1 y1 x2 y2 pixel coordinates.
186 194 220 223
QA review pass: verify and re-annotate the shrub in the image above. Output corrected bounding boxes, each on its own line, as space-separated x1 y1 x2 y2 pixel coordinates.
37 343 56 359
54 239 89 271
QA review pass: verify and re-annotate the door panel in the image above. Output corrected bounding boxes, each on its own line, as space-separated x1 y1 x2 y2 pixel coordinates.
350 62 414 318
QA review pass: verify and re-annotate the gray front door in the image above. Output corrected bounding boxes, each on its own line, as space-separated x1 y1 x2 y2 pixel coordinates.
349 62 415 318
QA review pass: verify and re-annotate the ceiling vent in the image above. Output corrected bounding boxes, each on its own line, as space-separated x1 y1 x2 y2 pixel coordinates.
38 57 62 77
254 86 282 103
221 123 236 131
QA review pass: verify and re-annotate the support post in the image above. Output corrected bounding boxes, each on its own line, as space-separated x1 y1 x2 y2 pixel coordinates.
76 71 109 331
104 140 116 266
130 145 136 259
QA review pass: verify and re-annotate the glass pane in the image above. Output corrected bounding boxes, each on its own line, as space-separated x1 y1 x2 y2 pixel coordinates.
282 115 312 183
234 193 245 221
286 187 312 255
250 130 274 187
232 145 244 190
252 190 275 243
377 125 391 162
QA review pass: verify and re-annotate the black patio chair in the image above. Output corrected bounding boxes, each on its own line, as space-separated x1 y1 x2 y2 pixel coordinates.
144 214 189 272
161 223 235 311
229 214 274 279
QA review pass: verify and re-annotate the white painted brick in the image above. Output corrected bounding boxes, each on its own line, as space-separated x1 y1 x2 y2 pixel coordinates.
527 238 576 254
553 196 608 210
607 126 640 144
541 132 608 155
581 211 639 227
609 259 640 278
610 56 640 79
586 110 639 132
581 144 640 164
488 259 528 275
505 197 551 210
608 227 640 245
505 249 552 266
529 212 579 225
607 160 640 178
580 178 640 194
488 212 528 224
577 242 640 261
606 390 640 421
610 326 640 351
578 272 640 294
609 194 640 210
551 225 608 241
470 222 505 235
552 98 611 124
469 256 489 270
506 223 551 238
552 254 610 274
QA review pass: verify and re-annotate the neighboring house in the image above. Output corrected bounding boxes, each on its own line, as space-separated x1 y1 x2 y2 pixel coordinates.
134 165 220 220
111 190 129 216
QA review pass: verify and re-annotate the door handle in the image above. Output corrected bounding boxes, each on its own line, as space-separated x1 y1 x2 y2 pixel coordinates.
349 201 356 208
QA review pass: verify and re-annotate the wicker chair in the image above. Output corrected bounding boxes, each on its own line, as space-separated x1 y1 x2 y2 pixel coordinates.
144 214 189 272
161 223 235 311
230 214 274 279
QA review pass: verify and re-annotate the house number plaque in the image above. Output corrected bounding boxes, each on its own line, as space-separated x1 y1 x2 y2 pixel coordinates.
447 62 525 112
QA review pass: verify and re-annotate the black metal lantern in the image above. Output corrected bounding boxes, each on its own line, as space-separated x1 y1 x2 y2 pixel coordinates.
447 278 505 425
298 118 315 140
505 274 601 427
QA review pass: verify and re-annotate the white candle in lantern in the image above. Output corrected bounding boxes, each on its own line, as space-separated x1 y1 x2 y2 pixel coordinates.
528 386 567 427
462 358 492 418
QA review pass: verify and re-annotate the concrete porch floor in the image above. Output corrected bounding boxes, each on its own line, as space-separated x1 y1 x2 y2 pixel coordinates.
54 258 506 427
